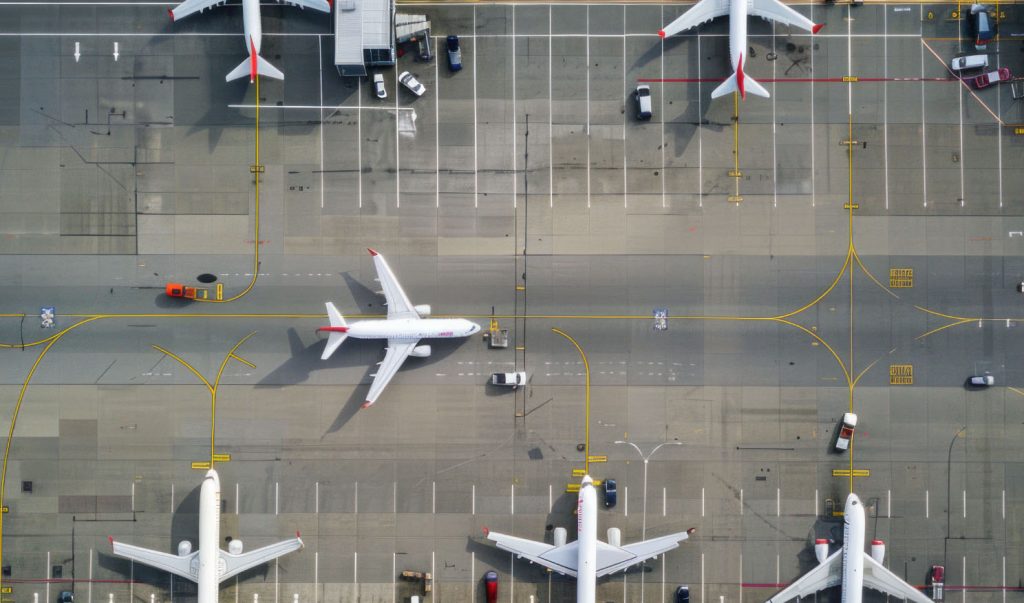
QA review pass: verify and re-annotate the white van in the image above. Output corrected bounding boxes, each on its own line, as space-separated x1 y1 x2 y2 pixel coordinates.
635 84 653 120
950 54 988 72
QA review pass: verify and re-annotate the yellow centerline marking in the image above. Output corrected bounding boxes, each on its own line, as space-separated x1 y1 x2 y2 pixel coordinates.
551 328 592 478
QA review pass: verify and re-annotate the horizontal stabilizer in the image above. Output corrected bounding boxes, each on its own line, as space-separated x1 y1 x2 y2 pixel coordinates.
226 54 284 83
711 70 770 100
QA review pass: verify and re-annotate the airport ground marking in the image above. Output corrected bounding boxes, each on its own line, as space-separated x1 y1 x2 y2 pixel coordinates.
151 331 258 468
551 328 593 478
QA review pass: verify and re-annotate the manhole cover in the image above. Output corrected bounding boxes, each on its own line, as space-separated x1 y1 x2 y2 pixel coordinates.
197 273 217 284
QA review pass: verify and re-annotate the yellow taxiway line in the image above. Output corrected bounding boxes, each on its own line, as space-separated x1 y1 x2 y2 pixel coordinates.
551 328 592 478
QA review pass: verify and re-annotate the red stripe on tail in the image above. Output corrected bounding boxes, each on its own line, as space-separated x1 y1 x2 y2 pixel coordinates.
737 53 746 99
249 37 258 83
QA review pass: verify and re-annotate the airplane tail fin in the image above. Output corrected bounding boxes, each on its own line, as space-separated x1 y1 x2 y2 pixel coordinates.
320 302 349 360
226 54 285 83
711 56 770 100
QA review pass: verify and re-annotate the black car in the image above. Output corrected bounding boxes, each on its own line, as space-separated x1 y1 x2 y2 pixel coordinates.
447 35 463 72
603 478 617 508
675 585 690 603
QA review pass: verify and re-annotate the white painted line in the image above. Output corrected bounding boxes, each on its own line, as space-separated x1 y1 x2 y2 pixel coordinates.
702 487 705 517
318 35 324 209
660 5 666 209
996 40 1003 208
887 489 891 518
963 555 967 603
472 483 476 515
549 4 554 208
432 481 436 514
963 489 966 518
431 551 436 598
810 2 815 207
314 551 319 603
354 551 358 585
395 68 401 209
355 481 358 514
471 552 475 603
229 103 411 111
739 553 743 603
586 5 591 209
512 3 518 210
846 4 852 110
740 488 743 514
662 486 666 516
392 552 396 603
815 489 818 516
549 484 553 512
776 487 780 516
393 481 397 514
772 22 777 209
510 552 515 603
920 36 927 207
511 483 515 515
958 55 964 207
357 80 363 208
435 49 440 208
315 481 319 514
131 481 135 511
171 483 174 513
1002 489 1005 519
275 481 279 515
624 485 629 516
622 25 627 209
883 4 889 210
88 548 93 603
1002 556 1006 603
0 31 923 38
46 551 51 603
473 6 479 208
700 553 705 603
926 489 929 519
776 554 780 585
697 32 703 207
274 559 279 603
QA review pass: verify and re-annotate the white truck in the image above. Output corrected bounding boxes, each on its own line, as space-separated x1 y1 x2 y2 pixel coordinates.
491 372 527 389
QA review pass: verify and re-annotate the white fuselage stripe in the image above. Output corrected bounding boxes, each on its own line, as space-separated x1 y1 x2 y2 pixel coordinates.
577 482 597 603
198 471 221 603
729 0 746 72
841 495 866 603
344 318 477 341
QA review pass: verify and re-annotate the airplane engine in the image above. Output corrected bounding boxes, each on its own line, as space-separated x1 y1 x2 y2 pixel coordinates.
870 539 885 564
814 539 830 564
411 345 432 358
606 528 621 548
177 540 192 556
553 527 567 547
228 539 244 555
413 304 432 317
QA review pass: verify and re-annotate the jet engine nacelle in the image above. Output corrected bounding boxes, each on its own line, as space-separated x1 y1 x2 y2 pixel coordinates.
411 345 432 358
414 304 432 317
228 539 244 555
553 527 567 547
177 540 192 556
814 539 830 564
606 527 621 548
870 539 885 564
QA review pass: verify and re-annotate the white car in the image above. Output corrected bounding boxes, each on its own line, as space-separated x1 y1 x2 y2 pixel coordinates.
399 71 426 97
834 412 857 452
372 73 387 99
969 374 994 387
491 372 527 389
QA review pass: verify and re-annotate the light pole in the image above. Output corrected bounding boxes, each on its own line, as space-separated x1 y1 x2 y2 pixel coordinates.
614 441 682 538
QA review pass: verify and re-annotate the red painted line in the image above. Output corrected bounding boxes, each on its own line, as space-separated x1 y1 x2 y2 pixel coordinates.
639 77 954 83
5 579 140 584
742 583 1024 592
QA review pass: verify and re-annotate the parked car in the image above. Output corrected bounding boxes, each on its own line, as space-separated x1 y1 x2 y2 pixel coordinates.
835 413 858 452
603 478 617 508
950 54 988 72
972 67 1011 89
58 593 74 603
635 84 653 120
483 571 498 603
399 71 427 96
675 585 690 603
970 4 995 50
931 565 945 601
969 374 995 386
372 73 387 99
447 35 463 72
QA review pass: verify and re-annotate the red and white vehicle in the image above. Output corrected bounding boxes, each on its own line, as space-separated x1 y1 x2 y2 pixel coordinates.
972 67 1011 89
835 412 858 452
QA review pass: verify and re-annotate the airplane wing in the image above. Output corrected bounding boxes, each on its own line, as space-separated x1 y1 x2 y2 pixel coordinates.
766 550 844 603
369 249 419 319
485 529 580 576
273 0 331 11
748 0 821 33
110 538 198 581
218 535 304 582
659 0 730 38
168 0 223 22
595 531 692 577
364 340 417 407
862 554 933 603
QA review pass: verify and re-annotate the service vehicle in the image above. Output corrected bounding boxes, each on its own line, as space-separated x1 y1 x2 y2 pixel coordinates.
165 282 198 299
950 54 988 72
970 4 995 50
931 565 945 601
446 35 463 72
603 478 617 508
635 84 653 120
972 67 1011 89
399 71 427 96
835 412 858 452
491 372 527 389
675 585 690 603
373 73 387 99
484 571 498 603
970 374 995 386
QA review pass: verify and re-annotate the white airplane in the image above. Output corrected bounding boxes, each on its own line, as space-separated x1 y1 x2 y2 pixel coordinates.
168 0 331 83
319 248 482 409
484 475 696 603
767 493 932 603
658 0 823 99
109 469 303 603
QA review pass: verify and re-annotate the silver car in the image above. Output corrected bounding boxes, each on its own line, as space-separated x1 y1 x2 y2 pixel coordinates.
399 71 427 97
372 73 387 99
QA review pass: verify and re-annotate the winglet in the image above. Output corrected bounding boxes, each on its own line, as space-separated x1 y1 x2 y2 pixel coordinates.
361 400 374 409
812 23 824 34
482 526 490 536
367 248 379 256
108 535 115 546
657 29 666 38
686 527 697 535
168 9 175 21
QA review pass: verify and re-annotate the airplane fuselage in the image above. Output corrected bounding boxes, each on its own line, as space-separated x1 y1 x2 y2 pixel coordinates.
339 318 479 341
576 479 598 603
241 0 262 55
197 470 222 603
840 494 866 603
728 0 747 73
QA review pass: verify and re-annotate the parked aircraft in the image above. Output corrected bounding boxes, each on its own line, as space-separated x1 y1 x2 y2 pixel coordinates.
766 493 932 603
319 249 481 408
110 469 303 603
658 0 823 99
484 475 695 603
169 0 331 82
